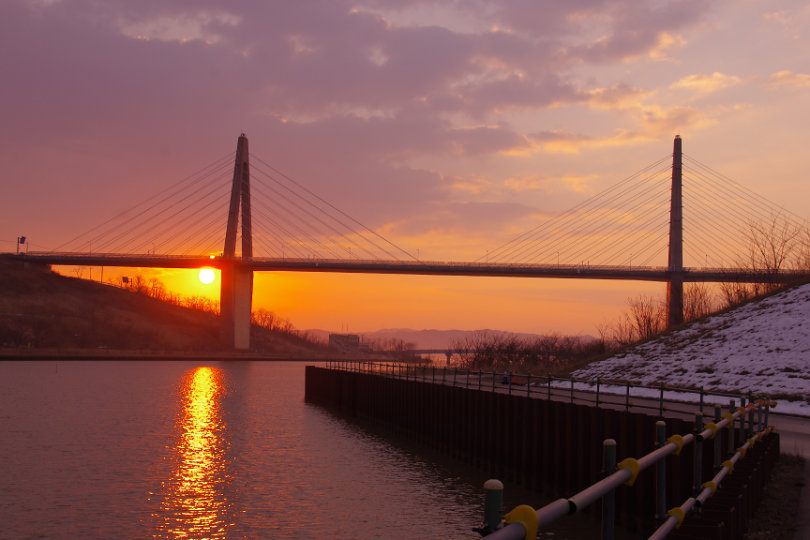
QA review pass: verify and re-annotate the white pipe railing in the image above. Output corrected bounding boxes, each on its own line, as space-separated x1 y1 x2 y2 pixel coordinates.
484 404 771 539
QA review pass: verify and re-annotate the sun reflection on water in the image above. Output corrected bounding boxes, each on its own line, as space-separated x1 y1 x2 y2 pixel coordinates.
154 366 232 539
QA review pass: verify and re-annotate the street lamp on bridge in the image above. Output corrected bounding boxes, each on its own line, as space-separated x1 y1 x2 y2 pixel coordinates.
16 236 26 255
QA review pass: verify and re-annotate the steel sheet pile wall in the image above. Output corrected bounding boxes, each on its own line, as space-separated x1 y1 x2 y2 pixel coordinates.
305 366 777 537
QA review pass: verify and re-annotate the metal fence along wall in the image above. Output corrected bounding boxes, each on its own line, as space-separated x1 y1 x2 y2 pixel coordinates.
305 366 777 536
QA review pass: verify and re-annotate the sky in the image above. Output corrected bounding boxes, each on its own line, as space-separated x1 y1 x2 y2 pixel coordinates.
1 0 809 335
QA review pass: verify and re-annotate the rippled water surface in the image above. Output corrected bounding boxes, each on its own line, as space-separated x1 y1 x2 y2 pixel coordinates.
1 360 617 539
1 361 497 539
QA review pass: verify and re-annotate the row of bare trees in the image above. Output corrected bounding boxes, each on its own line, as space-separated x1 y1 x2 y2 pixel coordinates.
451 331 607 374
121 274 221 314
597 283 716 346
120 274 302 338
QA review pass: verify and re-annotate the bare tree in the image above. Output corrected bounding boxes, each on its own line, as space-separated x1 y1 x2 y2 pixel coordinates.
683 283 714 322
718 214 808 308
746 215 801 277
252 308 295 334
627 295 665 340
597 317 635 348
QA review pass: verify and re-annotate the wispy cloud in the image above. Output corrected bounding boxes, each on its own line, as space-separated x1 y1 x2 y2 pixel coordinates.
671 72 742 93
768 70 810 89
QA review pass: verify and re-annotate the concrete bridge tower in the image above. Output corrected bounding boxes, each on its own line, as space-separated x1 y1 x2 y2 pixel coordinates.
666 135 684 328
220 133 254 349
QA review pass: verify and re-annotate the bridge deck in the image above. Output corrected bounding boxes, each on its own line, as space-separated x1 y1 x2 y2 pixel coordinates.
4 252 810 283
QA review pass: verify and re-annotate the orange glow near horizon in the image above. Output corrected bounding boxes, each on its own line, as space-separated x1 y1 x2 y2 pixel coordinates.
250 271 663 335
155 366 232 538
53 265 664 335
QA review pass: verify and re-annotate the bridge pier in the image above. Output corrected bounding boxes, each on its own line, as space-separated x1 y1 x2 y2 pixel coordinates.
220 263 253 350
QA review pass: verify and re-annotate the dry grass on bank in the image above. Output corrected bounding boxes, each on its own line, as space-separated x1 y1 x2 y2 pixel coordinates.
0 259 323 355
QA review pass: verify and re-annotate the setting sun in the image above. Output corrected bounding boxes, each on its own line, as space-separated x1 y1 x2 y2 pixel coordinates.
198 268 216 285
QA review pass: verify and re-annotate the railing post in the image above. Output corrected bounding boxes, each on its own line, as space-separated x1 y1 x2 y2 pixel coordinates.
693 413 704 496
548 376 552 400
625 382 631 412
492 371 496 392
508 371 512 396
527 373 531 397
656 421 667 521
570 377 575 404
659 383 665 417
738 396 746 443
728 399 736 453
453 367 457 386
602 439 617 540
762 398 771 429
714 406 722 469
432 365 435 384
748 391 755 436
482 479 504 535
699 386 705 415
596 378 601 407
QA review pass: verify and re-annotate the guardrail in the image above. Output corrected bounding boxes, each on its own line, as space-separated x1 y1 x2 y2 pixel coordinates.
323 360 770 424
481 401 773 539
322 360 776 539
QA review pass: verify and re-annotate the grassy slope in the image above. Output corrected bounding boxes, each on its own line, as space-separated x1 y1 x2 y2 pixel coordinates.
0 259 323 355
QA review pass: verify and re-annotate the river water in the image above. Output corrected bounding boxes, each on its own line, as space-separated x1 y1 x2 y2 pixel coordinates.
0 361 603 539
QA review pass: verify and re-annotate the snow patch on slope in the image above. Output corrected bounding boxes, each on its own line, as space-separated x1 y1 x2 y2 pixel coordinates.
572 283 810 416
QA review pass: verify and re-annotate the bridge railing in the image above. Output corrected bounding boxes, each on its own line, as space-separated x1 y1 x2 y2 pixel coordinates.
323 360 772 424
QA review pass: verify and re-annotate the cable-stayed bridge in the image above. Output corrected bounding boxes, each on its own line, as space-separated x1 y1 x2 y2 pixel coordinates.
6 134 810 349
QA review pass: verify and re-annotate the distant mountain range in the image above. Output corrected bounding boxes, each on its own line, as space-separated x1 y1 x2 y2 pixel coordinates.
304 328 594 350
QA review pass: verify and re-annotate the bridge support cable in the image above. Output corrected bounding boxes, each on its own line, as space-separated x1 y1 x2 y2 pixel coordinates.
249 173 385 260
682 155 810 270
479 155 671 264
513 189 671 266
251 215 335 259
252 155 417 261
117 178 231 255
681 198 753 268
250 155 416 261
560 186 671 267
485 158 673 267
524 175 671 265
53 152 235 255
